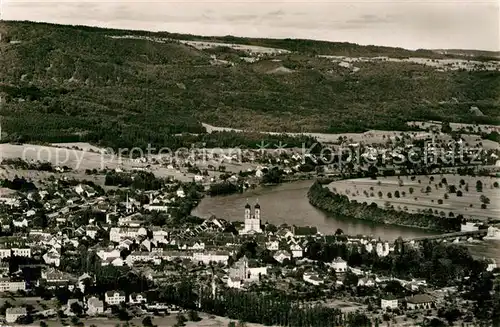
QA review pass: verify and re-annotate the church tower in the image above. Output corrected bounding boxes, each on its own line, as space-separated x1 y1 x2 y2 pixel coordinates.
244 202 251 220
254 202 261 220
242 202 262 234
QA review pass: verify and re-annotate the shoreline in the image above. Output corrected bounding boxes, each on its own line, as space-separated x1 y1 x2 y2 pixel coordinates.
307 181 461 233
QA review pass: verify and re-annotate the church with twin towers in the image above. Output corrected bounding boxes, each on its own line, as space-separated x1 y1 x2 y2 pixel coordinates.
241 201 263 234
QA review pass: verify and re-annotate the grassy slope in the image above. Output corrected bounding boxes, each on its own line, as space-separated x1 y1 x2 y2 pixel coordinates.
0 21 499 149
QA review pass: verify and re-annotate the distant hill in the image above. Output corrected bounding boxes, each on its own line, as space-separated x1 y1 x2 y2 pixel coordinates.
433 49 500 59
0 21 499 150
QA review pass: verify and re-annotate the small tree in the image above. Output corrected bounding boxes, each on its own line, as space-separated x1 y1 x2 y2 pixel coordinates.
457 190 463 197
476 180 483 192
142 316 154 327
387 192 392 199
444 193 449 199
438 199 443 204
394 191 400 198
480 195 490 205
176 314 187 327
188 310 202 322
425 186 432 193
378 191 383 198
494 181 499 188
409 187 414 194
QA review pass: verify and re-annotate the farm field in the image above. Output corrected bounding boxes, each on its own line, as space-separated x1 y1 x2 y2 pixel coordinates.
38 313 272 327
202 122 499 150
0 143 259 184
328 174 500 221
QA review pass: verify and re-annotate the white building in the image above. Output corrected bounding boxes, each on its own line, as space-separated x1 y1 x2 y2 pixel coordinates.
86 296 104 316
129 293 147 305
192 251 229 265
376 242 390 257
486 259 497 272
109 227 147 242
0 278 26 292
461 222 479 232
485 226 500 240
227 256 267 288
266 240 279 251
290 243 303 258
152 228 169 243
12 248 31 257
105 291 126 305
331 257 348 273
6 307 27 323
241 203 262 234
303 273 323 286
381 298 398 310
273 250 291 263
358 278 375 287
43 251 61 267
0 248 11 259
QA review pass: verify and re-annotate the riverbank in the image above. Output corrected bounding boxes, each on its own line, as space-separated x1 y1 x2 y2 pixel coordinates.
307 181 462 232
192 180 437 241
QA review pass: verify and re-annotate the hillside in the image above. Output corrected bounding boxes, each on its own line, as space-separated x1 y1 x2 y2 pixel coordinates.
0 21 499 150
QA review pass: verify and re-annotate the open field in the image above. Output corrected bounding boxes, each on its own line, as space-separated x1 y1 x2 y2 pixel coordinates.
37 313 273 327
202 123 432 145
408 121 500 135
328 174 500 221
203 122 500 152
0 143 261 184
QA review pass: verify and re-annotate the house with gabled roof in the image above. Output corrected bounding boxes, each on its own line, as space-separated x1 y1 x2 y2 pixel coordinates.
331 257 348 273
273 250 291 263
86 296 104 316
6 307 27 323
406 294 434 310
105 290 126 305
303 272 323 286
129 292 147 305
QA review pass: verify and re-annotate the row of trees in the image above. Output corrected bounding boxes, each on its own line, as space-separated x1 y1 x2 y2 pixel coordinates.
156 281 370 327
308 182 462 231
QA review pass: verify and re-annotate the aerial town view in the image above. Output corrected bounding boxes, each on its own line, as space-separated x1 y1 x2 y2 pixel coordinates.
0 1 498 326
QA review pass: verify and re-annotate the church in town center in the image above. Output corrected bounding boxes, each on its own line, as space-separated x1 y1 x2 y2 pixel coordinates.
240 202 263 235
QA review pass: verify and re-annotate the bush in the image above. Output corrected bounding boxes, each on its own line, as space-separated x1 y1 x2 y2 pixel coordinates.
188 310 202 322
476 180 483 192
438 199 443 204
142 316 154 327
456 190 463 197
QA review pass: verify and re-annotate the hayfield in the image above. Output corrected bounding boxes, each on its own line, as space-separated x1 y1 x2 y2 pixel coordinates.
328 174 500 221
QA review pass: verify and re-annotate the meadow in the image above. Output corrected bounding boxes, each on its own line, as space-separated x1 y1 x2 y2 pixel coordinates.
328 174 500 222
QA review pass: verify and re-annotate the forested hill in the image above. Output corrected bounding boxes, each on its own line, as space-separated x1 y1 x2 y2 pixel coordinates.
0 21 499 150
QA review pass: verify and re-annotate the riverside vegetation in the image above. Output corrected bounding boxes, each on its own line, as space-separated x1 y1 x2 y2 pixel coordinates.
1 21 499 151
307 181 463 231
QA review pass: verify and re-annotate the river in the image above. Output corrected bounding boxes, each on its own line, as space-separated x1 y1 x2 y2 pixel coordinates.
192 180 500 260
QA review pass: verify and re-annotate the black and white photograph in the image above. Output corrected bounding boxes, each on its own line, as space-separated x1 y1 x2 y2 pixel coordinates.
0 0 498 326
